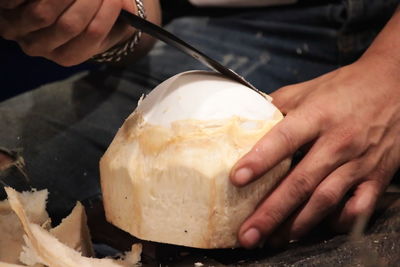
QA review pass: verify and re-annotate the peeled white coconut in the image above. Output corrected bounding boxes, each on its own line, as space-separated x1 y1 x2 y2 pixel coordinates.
100 71 291 249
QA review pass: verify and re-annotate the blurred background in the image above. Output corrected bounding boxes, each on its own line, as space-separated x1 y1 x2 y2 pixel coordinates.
0 38 95 102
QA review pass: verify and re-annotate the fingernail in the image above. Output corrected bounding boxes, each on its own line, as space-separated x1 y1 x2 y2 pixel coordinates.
242 228 261 247
234 167 253 185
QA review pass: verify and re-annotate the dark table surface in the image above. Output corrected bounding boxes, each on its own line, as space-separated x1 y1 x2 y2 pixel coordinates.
1 70 399 266
84 191 400 267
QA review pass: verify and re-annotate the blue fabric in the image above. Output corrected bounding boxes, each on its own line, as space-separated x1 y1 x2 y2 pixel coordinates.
120 0 399 92
0 0 398 219
125 1 346 93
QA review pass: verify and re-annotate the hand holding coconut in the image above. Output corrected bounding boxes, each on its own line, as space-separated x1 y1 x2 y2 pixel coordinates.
231 8 400 248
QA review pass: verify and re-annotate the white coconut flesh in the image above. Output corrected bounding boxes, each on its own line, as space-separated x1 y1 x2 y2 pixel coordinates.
138 70 277 126
100 71 291 249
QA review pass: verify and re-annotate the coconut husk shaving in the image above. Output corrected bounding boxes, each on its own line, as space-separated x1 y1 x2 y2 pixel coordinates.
0 187 142 267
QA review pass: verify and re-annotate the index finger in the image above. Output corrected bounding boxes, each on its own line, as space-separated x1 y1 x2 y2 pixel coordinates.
230 112 319 186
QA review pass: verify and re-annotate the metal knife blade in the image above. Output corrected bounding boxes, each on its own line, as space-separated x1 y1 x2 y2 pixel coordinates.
119 10 261 93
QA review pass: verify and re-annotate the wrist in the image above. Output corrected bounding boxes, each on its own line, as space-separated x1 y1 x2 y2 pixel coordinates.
360 49 400 76
360 7 400 71
92 0 145 63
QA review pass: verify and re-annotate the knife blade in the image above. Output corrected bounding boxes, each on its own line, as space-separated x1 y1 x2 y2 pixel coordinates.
119 10 261 94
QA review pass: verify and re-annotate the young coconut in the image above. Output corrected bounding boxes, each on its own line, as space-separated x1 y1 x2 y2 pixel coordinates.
100 71 291 249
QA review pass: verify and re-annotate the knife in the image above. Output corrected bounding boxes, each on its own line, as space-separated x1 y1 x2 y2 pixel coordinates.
119 10 261 93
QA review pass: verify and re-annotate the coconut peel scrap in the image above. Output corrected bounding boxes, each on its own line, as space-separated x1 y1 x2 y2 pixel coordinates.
0 263 28 267
49 202 94 257
1 187 142 267
0 189 49 264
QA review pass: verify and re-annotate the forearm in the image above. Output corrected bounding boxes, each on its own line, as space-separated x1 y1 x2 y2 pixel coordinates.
361 6 400 69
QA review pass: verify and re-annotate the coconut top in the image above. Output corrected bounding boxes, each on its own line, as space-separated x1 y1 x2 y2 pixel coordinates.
137 71 280 127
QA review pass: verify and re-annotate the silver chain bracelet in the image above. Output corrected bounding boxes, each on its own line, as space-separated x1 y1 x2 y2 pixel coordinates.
92 0 146 63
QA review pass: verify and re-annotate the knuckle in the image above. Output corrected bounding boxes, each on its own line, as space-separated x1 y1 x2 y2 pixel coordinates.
321 107 335 124
57 16 84 37
277 125 297 153
250 149 274 174
86 21 106 40
18 35 50 56
332 126 362 155
255 209 283 231
1 31 15 40
346 160 364 178
313 188 340 208
1 24 16 40
271 85 295 108
19 45 35 56
332 141 350 157
373 165 389 178
289 171 315 200
29 6 55 28
306 103 332 126
19 41 41 56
